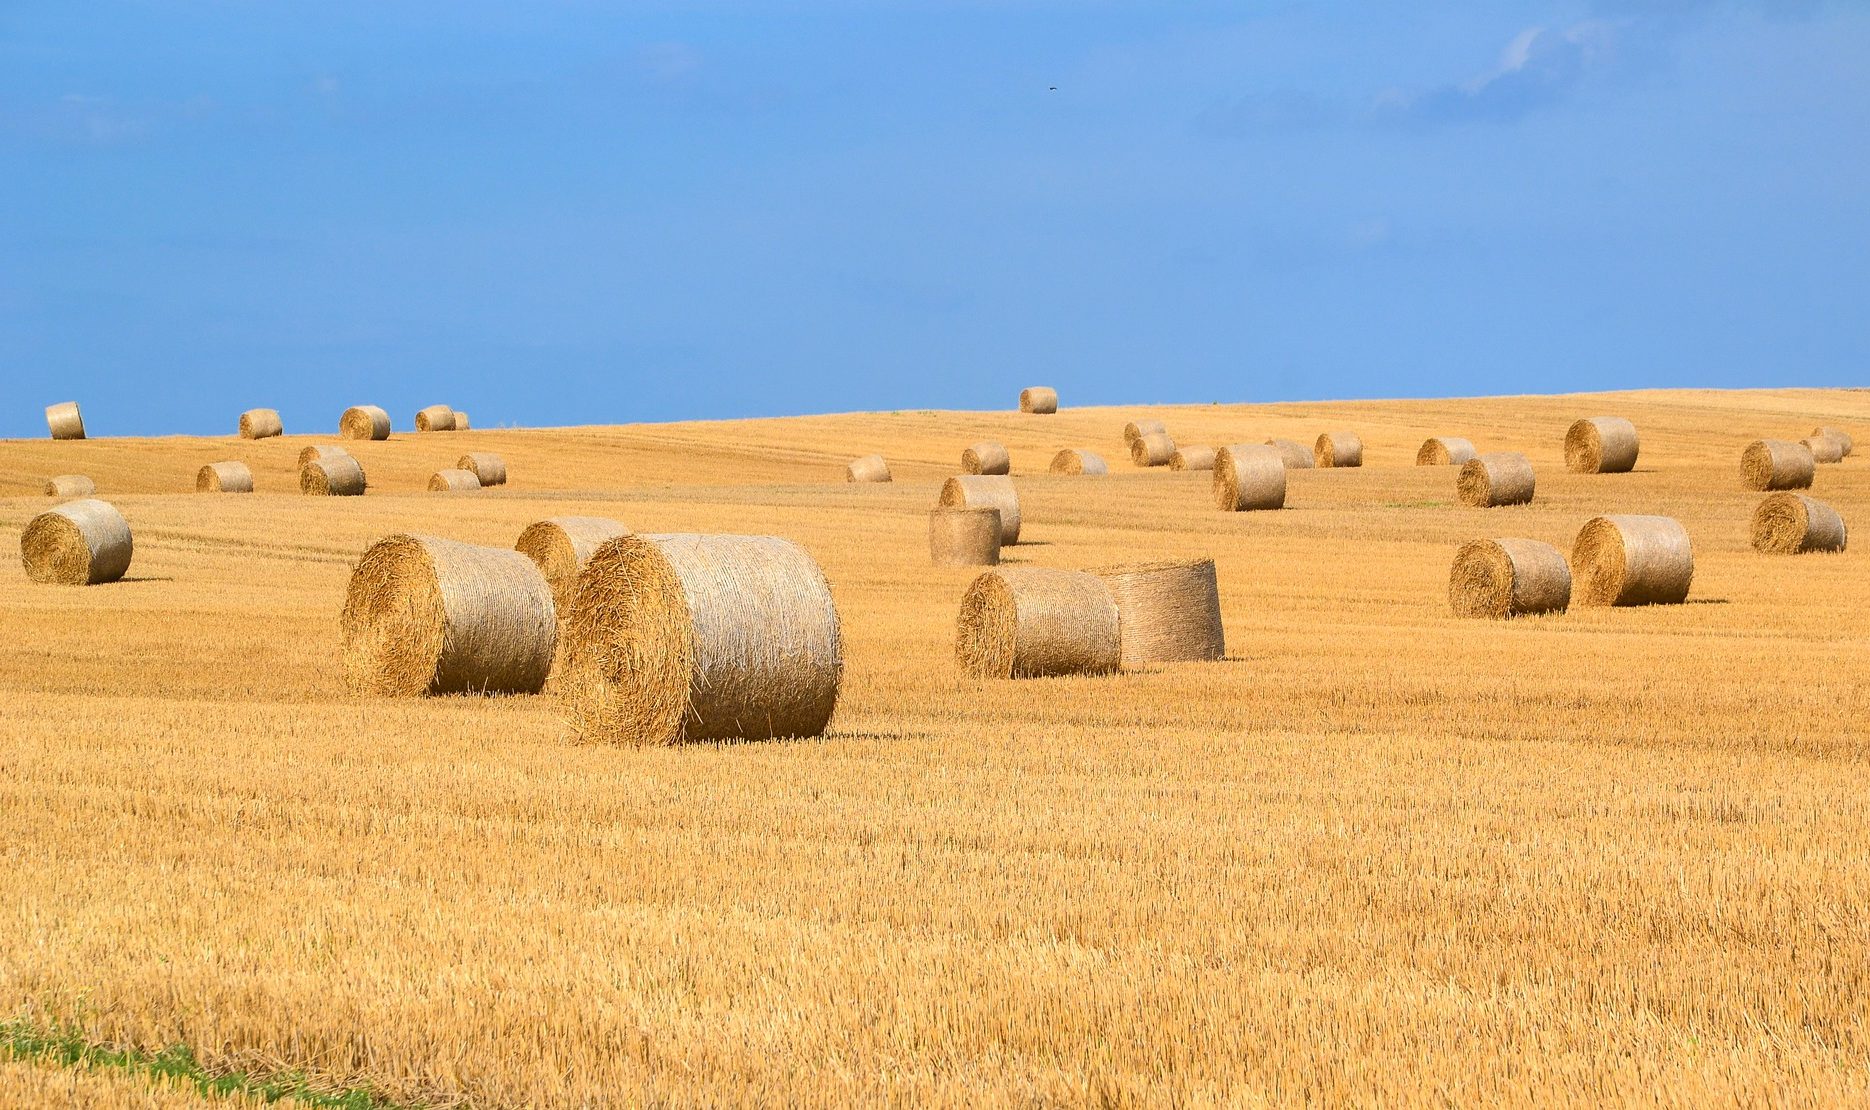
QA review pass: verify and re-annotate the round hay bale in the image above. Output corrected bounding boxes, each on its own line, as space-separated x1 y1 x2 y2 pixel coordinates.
196 461 254 493
44 475 96 498
458 452 508 486
929 507 1001 567
1416 437 1476 466
562 534 843 745
1314 431 1363 468
1751 493 1847 554
1131 431 1176 467
1169 445 1216 471
1049 449 1108 476
298 444 351 468
1264 438 1313 469
45 402 85 441
1213 444 1287 511
1571 514 1693 606
341 534 557 697
414 405 457 432
237 408 283 439
516 516 633 612
429 468 482 492
1802 434 1845 464
1094 558 1224 666
1564 417 1639 474
455 412 471 430
20 498 132 586
1019 386 1058 414
938 475 1020 545
846 454 891 483
961 441 1011 475
1122 419 1166 446
956 567 1120 679
301 454 366 496
1740 439 1815 491
1448 538 1571 619
1812 426 1853 457
1456 452 1535 508
340 405 392 440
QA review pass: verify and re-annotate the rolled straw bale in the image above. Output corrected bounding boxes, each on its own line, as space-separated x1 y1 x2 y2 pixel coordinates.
1122 419 1166 446
961 441 1011 475
1456 452 1535 508
429 468 482 492
20 499 132 585
44 475 95 498
1169 445 1216 471
414 405 457 432
301 454 366 496
1448 539 1572 619
846 454 891 483
1751 493 1847 554
562 534 843 745
1131 431 1176 467
340 405 392 440
1314 431 1363 468
1050 449 1108 476
45 402 85 440
938 475 1021 545
1094 558 1224 666
1802 434 1845 464
956 567 1120 679
458 452 508 486
1019 386 1058 414
1739 439 1815 491
341 534 557 696
455 412 471 430
298 444 351 468
516 516 633 612
1264 438 1313 469
1212 445 1286 511
1571 515 1693 606
1417 437 1477 466
238 408 283 439
929 507 1001 567
196 461 254 493
1564 417 1639 474
1812 426 1853 457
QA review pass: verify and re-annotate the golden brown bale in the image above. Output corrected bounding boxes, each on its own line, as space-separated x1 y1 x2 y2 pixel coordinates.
1448 538 1572 619
928 507 1001 567
1094 558 1224 666
845 454 892 483
458 452 508 486
1213 445 1286 511
1802 434 1845 464
414 405 457 432
1739 440 1815 491
340 405 392 440
1313 431 1363 468
1019 386 1058 414
237 408 283 439
516 516 633 612
20 499 133 586
1263 438 1313 469
1750 493 1847 554
938 476 1021 545
1571 515 1692 606
301 455 366 496
1812 426 1853 457
1564 417 1639 473
1456 452 1535 508
297 444 351 468
955 567 1120 679
429 468 483 492
1122 419 1166 446
1417 437 1477 466
45 402 85 440
1131 431 1176 467
961 442 1011 475
1049 449 1109 475
43 475 96 498
196 461 255 493
1169 446 1216 471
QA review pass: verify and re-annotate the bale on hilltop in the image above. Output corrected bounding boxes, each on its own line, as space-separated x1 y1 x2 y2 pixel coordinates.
1456 452 1535 508
1564 417 1639 474
1170 446 1216 471
196 461 254 493
1213 444 1286 511
1417 437 1476 466
956 566 1120 679
1571 515 1692 606
846 454 891 483
939 475 1020 545
340 405 392 441
961 442 1011 475
1448 539 1571 619
302 455 366 496
298 444 351 468
929 507 1001 567
44 475 95 498
1122 419 1166 446
1812 426 1853 457
415 405 457 433
238 409 283 439
1740 439 1815 491
1094 558 1224 666
429 468 482 492
455 412 471 430
516 517 632 612
1751 493 1847 555
1019 387 1058 414
1050 449 1108 475
20 499 132 586
1802 434 1845 464
1314 431 1363 468
46 402 85 440
1131 431 1176 467
458 452 507 486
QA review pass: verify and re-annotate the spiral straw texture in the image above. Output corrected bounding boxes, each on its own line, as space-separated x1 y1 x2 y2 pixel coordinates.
956 566 1120 679
1448 538 1571 619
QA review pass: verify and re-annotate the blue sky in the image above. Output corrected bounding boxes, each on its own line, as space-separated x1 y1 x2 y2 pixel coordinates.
3 2 1866 436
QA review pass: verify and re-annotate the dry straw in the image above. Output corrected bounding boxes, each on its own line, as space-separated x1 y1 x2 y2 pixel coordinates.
846 454 891 483
298 444 351 468
1019 387 1058 414
1264 438 1314 469
938 475 1021 545
955 566 1120 679
196 461 254 493
1456 452 1535 508
238 408 283 439
44 475 95 498
1571 514 1693 606
415 405 457 432
45 402 85 440
1131 431 1176 467
341 534 558 697
1751 493 1847 554
1802 434 1845 464
1049 449 1108 476
1213 444 1287 511
562 533 843 745
20 499 133 586
429 468 483 492
340 405 392 440
455 412 471 430
516 516 633 612
301 454 366 496
1169 445 1216 471
928 507 1001 567
1812 426 1853 457
961 441 1011 475
458 452 508 486
1417 437 1477 466
1314 431 1363 468
1564 417 1640 474
1448 538 1572 619
1095 558 1225 666
1122 419 1166 446
1739 439 1815 491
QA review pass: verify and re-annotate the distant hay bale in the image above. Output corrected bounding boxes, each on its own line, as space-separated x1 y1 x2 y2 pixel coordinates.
562 533 843 745
516 516 633 612
1564 417 1639 474
961 441 1011 475
1802 434 1845 464
196 461 254 493
1751 493 1847 554
1169 445 1216 471
1739 439 1815 491
1416 437 1476 466
1812 426 1853 457
1263 438 1313 469
455 412 471 430
414 405 457 432
929 507 1001 567
1019 386 1058 414
238 408 283 439
1122 419 1166 446
301 454 366 496
1448 539 1572 619
1094 558 1224 666
340 405 391 440
45 402 85 440
1456 452 1535 508
298 444 351 468
1049 449 1108 476
1212 444 1287 511
956 567 1120 679
938 475 1021 545
458 452 508 486
1131 431 1176 467
20 498 133 586
846 454 892 483
429 468 482 492
44 475 95 498
1314 431 1363 468
1571 514 1693 606
341 533 557 697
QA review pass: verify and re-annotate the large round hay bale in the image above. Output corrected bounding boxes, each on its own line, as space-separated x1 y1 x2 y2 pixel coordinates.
414 405 457 432
1416 437 1476 466
1131 431 1176 467
45 402 85 440
961 441 1011 475
1019 386 1058 414
44 475 96 498
1740 439 1815 491
455 412 471 430
929 507 1001 567
341 534 557 697
429 468 482 492
1263 438 1313 469
1314 431 1363 468
1049 449 1108 476
1448 538 1571 619
1122 419 1166 446
1564 417 1639 474
1571 515 1692 606
1812 426 1853 457
1456 452 1535 508
1095 558 1224 666
458 452 508 486
1213 444 1286 511
938 475 1020 545
301 454 366 496
1169 445 1216 471
1802 434 1845 464
340 405 391 440
562 534 843 745
516 516 633 612
956 567 1120 679
237 408 283 439
196 461 254 493
846 454 891 483
298 444 351 468
20 499 132 586
1751 493 1847 554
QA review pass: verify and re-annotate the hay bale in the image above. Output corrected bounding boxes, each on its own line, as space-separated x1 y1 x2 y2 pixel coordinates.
45 402 85 440
341 534 557 696
1812 426 1853 457
298 444 351 468
516 516 633 612
961 441 1011 475
1564 417 1639 474
44 475 95 498
1169 445 1216 471
929 507 1001 567
301 454 366 496
429 468 482 492
1314 431 1363 468
340 405 392 440
238 408 283 439
1456 452 1535 508
1263 438 1313 469
1131 431 1176 467
956 567 1120 679
414 405 457 432
1049 449 1108 476
20 498 132 585
1094 558 1224 666
938 475 1021 545
1571 515 1693 606
1213 444 1287 511
1751 493 1847 554
562 533 843 745
846 454 891 483
1019 387 1058 414
455 412 471 430
1740 439 1815 491
1122 419 1166 446
1416 437 1476 466
196 461 254 493
1802 434 1845 464
458 452 508 486
1448 538 1571 619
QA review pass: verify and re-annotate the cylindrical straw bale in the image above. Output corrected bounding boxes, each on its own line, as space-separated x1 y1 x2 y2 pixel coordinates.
929 507 1001 567
44 475 96 498
1751 493 1847 555
1264 438 1313 469
1213 445 1287 511
1314 431 1363 468
516 516 633 612
429 468 482 492
1564 417 1639 474
1019 387 1058 414
1049 449 1108 476
1094 558 1224 666
340 405 392 440
1417 437 1476 466
1571 515 1693 606
938 475 1020 545
302 455 366 496
961 441 1011 475
956 567 1120 679
46 402 85 440
455 412 471 430
340 534 557 697
1457 452 1535 508
1740 439 1815 491
196 461 254 493
1169 445 1216 471
1131 431 1176 467
1448 538 1572 619
1812 427 1853 457
20 499 133 585
562 534 843 745
458 452 507 486
1802 435 1845 464
1122 419 1166 446
846 454 891 483
414 405 457 432
238 408 283 439
298 444 351 468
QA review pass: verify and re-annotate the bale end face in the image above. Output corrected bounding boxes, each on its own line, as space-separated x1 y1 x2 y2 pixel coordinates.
340 405 392 440
20 499 133 586
1740 440 1815 491
1314 432 1363 468
1448 538 1571 619
1019 387 1059 414
956 567 1119 679
1571 515 1692 606
1751 493 1847 554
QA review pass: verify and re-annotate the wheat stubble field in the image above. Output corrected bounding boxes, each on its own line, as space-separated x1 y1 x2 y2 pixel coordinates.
1 387 1867 1107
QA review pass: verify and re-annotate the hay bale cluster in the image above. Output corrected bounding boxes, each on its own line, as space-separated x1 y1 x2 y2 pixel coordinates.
962 442 1011 475
846 455 891 483
1751 493 1846 555
1050 449 1108 476
341 405 392 440
1457 452 1535 508
516 516 633 611
1448 539 1571 619
238 409 283 439
1812 427 1853 457
1740 440 1815 491
1019 387 1058 414
1571 515 1693 606
197 461 254 493
956 567 1119 679
1417 437 1476 466
929 507 1001 567
21 499 133 586
1213 444 1286 511
1095 558 1224 666
939 476 1020 545
1565 417 1639 474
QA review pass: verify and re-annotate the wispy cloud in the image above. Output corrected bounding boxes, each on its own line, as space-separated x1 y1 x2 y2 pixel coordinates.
1373 21 1621 126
